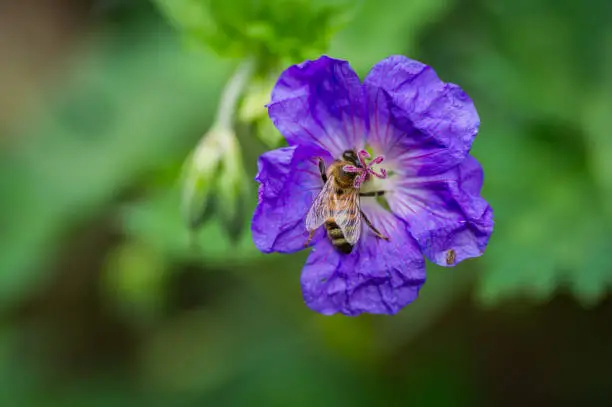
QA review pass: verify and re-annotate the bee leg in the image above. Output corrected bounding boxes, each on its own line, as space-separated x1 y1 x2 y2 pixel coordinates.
304 229 316 248
360 210 390 241
359 191 385 197
317 158 328 183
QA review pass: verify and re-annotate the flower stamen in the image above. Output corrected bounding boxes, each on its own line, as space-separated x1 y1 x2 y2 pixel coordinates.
343 150 388 188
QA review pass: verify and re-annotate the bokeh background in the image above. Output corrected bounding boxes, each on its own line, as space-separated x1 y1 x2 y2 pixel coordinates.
2 0 612 405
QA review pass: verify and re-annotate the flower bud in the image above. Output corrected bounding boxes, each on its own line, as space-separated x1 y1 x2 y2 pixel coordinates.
182 58 254 239
215 128 249 241
181 125 249 240
239 77 274 123
239 76 285 148
181 126 226 230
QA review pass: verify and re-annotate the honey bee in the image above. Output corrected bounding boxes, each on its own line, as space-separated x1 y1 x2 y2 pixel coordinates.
304 150 389 254
445 249 456 265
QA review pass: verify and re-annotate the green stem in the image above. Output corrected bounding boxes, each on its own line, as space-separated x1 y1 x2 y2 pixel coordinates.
215 58 256 130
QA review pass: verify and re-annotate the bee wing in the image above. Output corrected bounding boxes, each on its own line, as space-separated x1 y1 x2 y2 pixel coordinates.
333 189 362 246
305 176 334 232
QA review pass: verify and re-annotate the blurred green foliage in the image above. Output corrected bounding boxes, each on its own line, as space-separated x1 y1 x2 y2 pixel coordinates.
1 0 612 406
154 0 356 63
0 22 230 307
426 0 612 306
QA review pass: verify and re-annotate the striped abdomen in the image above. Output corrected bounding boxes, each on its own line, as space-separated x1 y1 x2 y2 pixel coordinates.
324 220 353 254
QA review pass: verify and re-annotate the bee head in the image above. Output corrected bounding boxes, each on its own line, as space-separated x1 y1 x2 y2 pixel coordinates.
341 149 388 188
342 150 361 167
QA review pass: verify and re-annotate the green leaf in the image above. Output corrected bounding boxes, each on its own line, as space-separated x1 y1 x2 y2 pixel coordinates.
153 0 241 57
154 0 357 61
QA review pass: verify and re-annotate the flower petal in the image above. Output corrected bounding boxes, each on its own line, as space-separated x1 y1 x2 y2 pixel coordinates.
387 155 494 266
364 55 479 175
268 56 366 158
300 201 426 316
252 144 332 253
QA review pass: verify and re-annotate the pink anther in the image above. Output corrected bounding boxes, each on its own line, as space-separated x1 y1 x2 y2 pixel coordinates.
343 151 387 188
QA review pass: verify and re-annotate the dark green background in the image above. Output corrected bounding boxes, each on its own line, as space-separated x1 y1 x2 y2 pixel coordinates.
1 0 611 405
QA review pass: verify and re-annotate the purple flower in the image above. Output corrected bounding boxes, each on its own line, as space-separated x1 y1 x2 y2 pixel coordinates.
251 55 494 316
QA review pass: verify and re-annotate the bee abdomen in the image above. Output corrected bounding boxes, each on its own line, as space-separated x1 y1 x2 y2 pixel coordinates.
324 220 353 254
333 238 352 254
328 228 344 239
